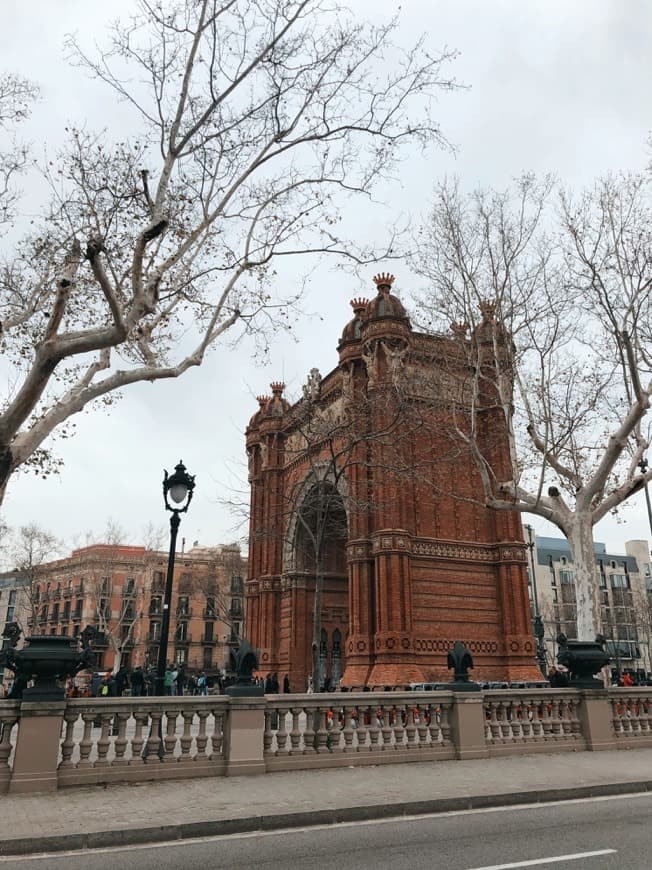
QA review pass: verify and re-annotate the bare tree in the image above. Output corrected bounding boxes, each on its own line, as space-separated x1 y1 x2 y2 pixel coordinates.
7 523 60 631
0 0 458 506
80 525 144 672
0 73 37 230
412 173 652 640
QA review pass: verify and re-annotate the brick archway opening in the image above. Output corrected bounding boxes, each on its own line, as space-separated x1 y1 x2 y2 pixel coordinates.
294 483 348 688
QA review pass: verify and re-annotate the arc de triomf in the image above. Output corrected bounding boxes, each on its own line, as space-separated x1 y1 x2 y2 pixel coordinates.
245 274 539 689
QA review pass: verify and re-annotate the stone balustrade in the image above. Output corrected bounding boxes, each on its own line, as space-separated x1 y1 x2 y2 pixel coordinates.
263 691 455 771
483 689 583 754
1 686 651 794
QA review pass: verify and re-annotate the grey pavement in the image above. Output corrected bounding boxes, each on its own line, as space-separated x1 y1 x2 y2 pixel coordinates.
2 748 652 855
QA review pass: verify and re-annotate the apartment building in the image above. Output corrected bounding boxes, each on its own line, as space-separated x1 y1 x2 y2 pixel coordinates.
527 535 652 675
14 542 246 678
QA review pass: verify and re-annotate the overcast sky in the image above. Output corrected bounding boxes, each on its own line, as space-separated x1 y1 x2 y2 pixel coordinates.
2 0 652 557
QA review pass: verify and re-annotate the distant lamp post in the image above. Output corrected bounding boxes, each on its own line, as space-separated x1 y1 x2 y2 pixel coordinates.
156 460 195 696
525 524 548 678
638 458 652 538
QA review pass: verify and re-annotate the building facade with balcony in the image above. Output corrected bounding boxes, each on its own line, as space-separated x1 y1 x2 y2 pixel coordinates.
528 535 652 677
22 542 246 679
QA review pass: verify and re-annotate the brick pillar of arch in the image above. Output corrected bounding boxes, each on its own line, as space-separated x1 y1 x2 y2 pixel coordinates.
365 534 425 687
342 543 374 687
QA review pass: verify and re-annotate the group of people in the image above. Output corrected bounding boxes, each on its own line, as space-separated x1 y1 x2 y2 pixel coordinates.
255 672 291 693
75 664 222 697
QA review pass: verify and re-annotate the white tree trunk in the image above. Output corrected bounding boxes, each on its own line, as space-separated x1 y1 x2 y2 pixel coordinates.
566 519 599 641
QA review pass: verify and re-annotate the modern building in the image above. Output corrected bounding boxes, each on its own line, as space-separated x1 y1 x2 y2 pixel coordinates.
245 274 540 690
526 533 652 676
6 542 246 682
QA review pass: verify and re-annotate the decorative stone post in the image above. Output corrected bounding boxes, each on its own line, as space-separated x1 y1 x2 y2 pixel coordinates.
224 638 266 775
10 700 65 793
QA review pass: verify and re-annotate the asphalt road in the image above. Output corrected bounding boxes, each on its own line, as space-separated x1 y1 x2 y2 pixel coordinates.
5 792 652 870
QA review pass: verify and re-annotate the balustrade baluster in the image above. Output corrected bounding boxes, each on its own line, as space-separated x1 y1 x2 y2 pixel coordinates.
195 711 209 758
610 698 623 736
303 705 316 754
392 703 405 749
131 711 148 763
404 703 417 748
163 710 179 758
146 711 164 761
341 705 355 752
439 702 451 745
78 712 95 766
487 701 500 742
630 696 641 734
179 710 194 759
415 705 428 746
212 711 225 757
263 710 274 755
380 705 393 750
354 705 368 751
568 697 581 739
0 714 17 771
558 698 571 737
315 706 330 753
276 708 289 754
59 710 78 768
368 705 380 749
112 712 130 764
520 700 532 740
289 708 301 754
96 713 112 765
550 698 562 737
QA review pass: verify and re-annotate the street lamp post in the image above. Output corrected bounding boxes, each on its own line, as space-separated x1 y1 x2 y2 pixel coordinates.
155 460 195 696
638 458 652 538
525 524 548 678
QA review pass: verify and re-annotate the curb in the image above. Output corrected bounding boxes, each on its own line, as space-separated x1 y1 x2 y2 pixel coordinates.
3 780 652 856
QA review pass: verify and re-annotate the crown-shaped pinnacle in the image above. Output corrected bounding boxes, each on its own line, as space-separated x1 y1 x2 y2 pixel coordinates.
256 395 269 406
270 381 285 395
478 300 497 322
373 273 395 291
450 321 469 336
350 297 370 312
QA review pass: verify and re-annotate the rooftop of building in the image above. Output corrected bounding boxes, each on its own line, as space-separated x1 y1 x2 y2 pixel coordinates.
535 535 640 572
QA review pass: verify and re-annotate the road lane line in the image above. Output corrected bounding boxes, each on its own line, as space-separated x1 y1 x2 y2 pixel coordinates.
466 849 617 870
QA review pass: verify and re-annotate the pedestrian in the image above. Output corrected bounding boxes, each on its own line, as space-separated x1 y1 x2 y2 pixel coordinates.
187 674 197 695
197 671 208 696
270 672 280 693
131 667 145 697
164 665 174 696
306 674 313 694
283 673 291 694
115 665 129 697
175 665 185 696
263 672 272 693
622 672 634 687
548 667 569 688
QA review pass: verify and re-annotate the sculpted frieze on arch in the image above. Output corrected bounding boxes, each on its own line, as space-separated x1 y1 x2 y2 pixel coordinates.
411 538 496 562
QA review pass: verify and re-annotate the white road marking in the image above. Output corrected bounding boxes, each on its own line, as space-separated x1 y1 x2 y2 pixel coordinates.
1 791 647 862
466 851 616 870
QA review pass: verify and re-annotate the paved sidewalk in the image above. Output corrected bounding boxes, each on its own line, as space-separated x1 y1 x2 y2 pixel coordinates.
2 749 652 855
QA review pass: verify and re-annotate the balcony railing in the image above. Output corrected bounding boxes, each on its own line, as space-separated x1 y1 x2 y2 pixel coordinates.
201 635 217 645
